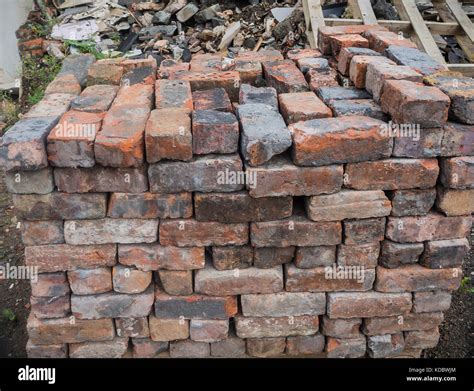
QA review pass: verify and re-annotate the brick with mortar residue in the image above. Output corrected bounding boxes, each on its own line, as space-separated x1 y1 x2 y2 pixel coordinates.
192 110 239 154
440 156 474 188
87 59 124 85
4 168 54 195
436 187 474 216
30 272 70 297
212 246 253 270
148 316 189 341
329 99 387 121
362 312 444 335
247 337 285 357
420 238 470 269
343 217 386 244
286 48 323 61
413 291 452 313
132 338 168 358
45 74 81 96
190 319 229 342
263 60 308 93
115 317 149 338
367 333 405 358
441 122 474 156
337 243 380 269
69 338 129 358
239 84 278 108
30 295 70 319
192 88 232 112
155 79 193 111
26 341 68 358
235 315 319 338
321 316 362 338
113 265 152 294
71 85 118 113
385 46 447 76
24 93 76 119
392 128 444 158
295 246 335 268
329 34 369 58
305 68 339 91
365 30 417 53
68 268 112 295
158 270 193 296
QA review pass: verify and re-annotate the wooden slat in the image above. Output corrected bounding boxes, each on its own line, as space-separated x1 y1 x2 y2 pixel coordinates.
356 0 378 24
393 0 446 64
446 0 474 42
304 0 325 48
448 63 474 77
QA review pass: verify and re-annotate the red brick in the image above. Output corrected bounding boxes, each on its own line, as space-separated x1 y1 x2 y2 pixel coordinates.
121 57 157 72
45 74 81 96
192 110 239 154
305 68 339 91
158 269 193 296
404 328 439 349
367 333 405 358
87 59 124 85
155 79 193 111
112 265 152 294
279 92 332 124
212 246 253 270
343 217 386 244
21 221 64 246
362 312 444 335
31 272 70 297
263 60 308 94
365 30 417 53
318 25 388 54
158 59 189 79
286 334 325 356
286 48 323 61
239 84 278 107
440 156 474 188
235 315 319 338
254 247 295 269
121 66 156 86
436 186 474 216
349 55 394 88
24 93 75 119
4 167 54 195
189 53 222 72
321 316 362 338
71 85 118 113
190 319 229 342
337 243 380 269
236 50 284 63
295 246 335 268
68 268 112 295
441 122 474 156
345 159 439 190
420 238 470 269
247 337 285 357
26 341 68 358
337 47 381 75
192 88 232 112
413 291 452 313
389 189 436 216
169 340 210 357
149 316 189 341
379 240 424 268
112 84 154 109
329 34 369 58
211 334 247 357
69 338 129 358
234 59 262 85
31 295 70 319
132 338 168 357
297 57 330 74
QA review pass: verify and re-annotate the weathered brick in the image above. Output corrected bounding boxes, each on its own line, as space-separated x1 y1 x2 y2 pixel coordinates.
87 59 124 85
279 92 332 124
327 291 412 318
189 53 222 72
132 338 168 358
54 166 148 193
212 246 253 270
155 79 193 111
333 99 387 121
413 291 452 313
385 213 471 242
45 73 82 96
64 219 158 245
160 219 248 247
237 50 283 64
31 295 70 319
345 159 439 190
149 154 244 193
158 59 189 79
285 264 375 292
24 93 75 119
21 220 64 246
392 127 444 158
58 53 96 88
169 340 210 358
26 341 68 358
337 243 380 268
295 246 335 268
381 80 450 127
367 333 405 358
239 84 278 108
251 214 341 247
440 157 474 189
343 217 386 244
337 47 381 75
68 268 112 295
71 85 118 113
121 58 157 72
195 264 283 295
193 88 232 112
297 57 330 74
389 189 436 216
31 272 70 297
286 48 323 61
149 316 189 341
241 292 326 317
112 83 154 110
211 334 247 357
404 328 439 349
316 86 370 103
190 319 229 342
325 336 366 358
365 30 417 53
286 334 325 356
4 168 54 195
69 338 129 358
192 110 239 154
375 265 462 292
71 286 154 319
263 60 308 93
108 192 192 219
116 317 149 338
362 312 444 335
305 68 339 90
113 265 152 294
321 316 362 338
385 46 447 76
25 244 116 273
441 122 474 157
291 116 392 166
27 313 115 344
237 103 292 166
254 247 295 269
121 66 156 86
420 238 469 269
246 337 285 357
235 315 319 338
329 34 369 58
158 270 193 296
145 108 192 162
234 59 262 85
379 241 424 269
306 190 391 222
119 244 205 271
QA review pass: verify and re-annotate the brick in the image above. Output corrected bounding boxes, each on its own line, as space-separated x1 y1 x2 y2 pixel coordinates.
325 336 366 358
25 244 116 273
316 86 370 103
26 341 68 358
68 268 112 295
193 88 232 112
285 264 375 292
149 316 189 341
108 192 192 219
295 246 335 268
343 217 386 244
379 241 424 269
173 70 241 101
279 92 332 124
346 159 439 190
392 127 443 158
148 154 244 193
381 80 450 127
69 338 129 358
195 192 292 223
337 243 380 269
189 53 222 72
420 238 470 269
286 334 325 356
195 264 283 296
112 84 154 110
121 66 156 86
327 292 412 318
31 295 70 319
113 265 152 294
329 34 369 58
154 289 237 320
385 46 447 76
329 99 387 121
239 84 278 108
246 337 285 357
404 328 439 349
385 213 471 242
58 54 96 88
365 62 422 103
71 286 154 319
286 48 323 61
190 319 228 342
321 316 362 338
121 58 157 72
440 157 474 189
365 30 417 53
367 333 405 358
47 110 103 168
87 59 124 85
413 291 452 313
337 47 381 75
241 292 326 317
237 103 291 166
235 315 319 338
291 116 392 166
45 73 82 96
155 79 192 111
389 189 436 216
169 340 210 358
0 117 59 172
4 168 54 195
212 246 253 270
31 272 70 297
305 68 339 90
158 59 189 79
160 219 248 247
24 93 75 119
119 244 205 271
362 312 444 335
254 247 295 269
438 185 474 214
54 166 148 193
71 85 118 113
251 214 341 247
211 335 247 357
116 317 149 338
132 338 168 358
192 110 239 154
375 265 462 292
64 219 157 245
297 57 330 74
306 190 391 222
13 192 106 221
236 50 284 63
158 270 193 295
441 122 474 157
27 313 115 344
234 60 262 85
263 60 308 93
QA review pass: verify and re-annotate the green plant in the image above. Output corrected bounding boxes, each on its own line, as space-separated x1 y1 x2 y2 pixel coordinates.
0 92 21 134
2 309 16 322
64 39 106 60
460 277 474 294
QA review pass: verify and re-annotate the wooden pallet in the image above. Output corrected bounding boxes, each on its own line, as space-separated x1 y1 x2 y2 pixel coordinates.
303 0 474 76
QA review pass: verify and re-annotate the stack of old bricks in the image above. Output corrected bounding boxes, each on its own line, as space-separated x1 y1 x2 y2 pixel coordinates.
1 24 473 358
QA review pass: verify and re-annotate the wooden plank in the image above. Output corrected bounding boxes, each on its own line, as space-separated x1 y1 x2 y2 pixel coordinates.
393 0 446 64
356 0 378 24
448 63 474 77
302 0 316 48
446 0 474 42
304 0 325 48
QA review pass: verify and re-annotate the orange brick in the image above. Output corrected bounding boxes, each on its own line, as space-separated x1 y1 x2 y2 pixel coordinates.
155 79 193 111
279 92 332 124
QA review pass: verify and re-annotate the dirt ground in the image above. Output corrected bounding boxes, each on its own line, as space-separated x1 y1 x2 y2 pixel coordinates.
0 172 472 358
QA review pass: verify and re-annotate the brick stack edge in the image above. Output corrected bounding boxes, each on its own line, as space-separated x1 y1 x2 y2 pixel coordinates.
1 25 473 359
